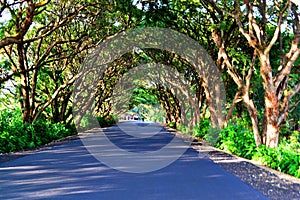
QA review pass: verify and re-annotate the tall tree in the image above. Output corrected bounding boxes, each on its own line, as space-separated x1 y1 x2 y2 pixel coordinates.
205 0 300 147
0 0 129 123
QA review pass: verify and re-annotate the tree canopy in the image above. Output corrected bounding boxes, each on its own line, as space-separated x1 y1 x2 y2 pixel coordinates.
0 0 299 151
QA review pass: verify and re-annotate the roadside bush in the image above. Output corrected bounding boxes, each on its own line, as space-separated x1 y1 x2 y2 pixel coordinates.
79 114 95 130
97 115 116 127
168 121 176 129
290 130 300 144
253 145 279 169
177 124 190 135
175 116 300 178
176 119 211 137
193 119 210 139
253 143 300 178
0 108 76 154
216 120 257 159
192 116 300 178
204 126 222 146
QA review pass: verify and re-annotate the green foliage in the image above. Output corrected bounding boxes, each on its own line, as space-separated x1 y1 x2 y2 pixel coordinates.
79 114 95 130
129 87 159 109
291 130 300 144
280 99 300 138
79 114 116 130
177 124 190 135
253 143 300 178
253 145 279 169
216 119 257 159
97 115 116 127
216 119 300 178
204 127 222 146
192 119 211 138
177 119 220 144
168 122 176 129
0 109 76 154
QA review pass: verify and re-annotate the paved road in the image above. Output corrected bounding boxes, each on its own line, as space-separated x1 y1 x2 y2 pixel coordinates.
0 121 269 200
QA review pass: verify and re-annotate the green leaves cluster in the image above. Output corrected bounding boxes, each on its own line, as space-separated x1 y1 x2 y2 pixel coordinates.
192 118 211 139
0 108 76 154
190 118 300 178
129 87 158 109
253 140 300 178
216 119 257 159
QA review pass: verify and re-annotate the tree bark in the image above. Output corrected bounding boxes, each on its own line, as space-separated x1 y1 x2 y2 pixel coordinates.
259 54 280 148
17 42 32 123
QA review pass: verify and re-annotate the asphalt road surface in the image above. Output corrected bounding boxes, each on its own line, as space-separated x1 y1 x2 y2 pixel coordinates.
0 121 269 200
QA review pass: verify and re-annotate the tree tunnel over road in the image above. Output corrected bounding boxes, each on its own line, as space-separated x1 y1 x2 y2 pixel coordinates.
72 27 226 173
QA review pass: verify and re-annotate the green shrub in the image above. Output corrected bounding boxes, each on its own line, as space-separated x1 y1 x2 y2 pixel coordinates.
176 124 192 135
168 121 176 129
0 108 77 154
253 145 279 169
216 120 257 159
193 119 210 139
253 143 300 178
97 115 116 127
194 116 300 178
290 130 300 144
204 126 222 146
79 114 95 130
79 114 116 130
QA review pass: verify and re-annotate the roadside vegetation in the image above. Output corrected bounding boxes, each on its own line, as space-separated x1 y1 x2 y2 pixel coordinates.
0 0 299 178
0 108 76 153
178 117 300 178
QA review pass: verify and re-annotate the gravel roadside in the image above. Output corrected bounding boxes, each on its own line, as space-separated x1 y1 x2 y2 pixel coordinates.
169 127 300 200
0 134 80 163
193 143 300 200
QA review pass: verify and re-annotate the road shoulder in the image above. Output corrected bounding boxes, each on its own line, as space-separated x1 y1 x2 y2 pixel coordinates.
165 126 300 200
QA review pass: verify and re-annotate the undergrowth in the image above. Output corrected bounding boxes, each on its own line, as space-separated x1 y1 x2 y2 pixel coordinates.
0 108 76 154
177 118 300 178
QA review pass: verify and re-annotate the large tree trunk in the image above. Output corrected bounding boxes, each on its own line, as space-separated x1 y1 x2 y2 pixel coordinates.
259 54 280 148
243 63 262 146
243 92 262 146
262 91 280 148
203 84 220 128
17 43 32 123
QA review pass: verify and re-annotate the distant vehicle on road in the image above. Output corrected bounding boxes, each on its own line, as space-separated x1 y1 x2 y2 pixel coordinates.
132 114 140 120
132 114 139 120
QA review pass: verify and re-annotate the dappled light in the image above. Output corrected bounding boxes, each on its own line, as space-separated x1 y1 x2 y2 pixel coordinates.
0 0 299 199
1 125 268 199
